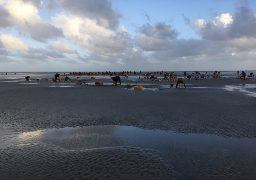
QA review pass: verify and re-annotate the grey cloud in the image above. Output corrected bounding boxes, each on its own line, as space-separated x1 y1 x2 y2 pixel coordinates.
0 55 15 62
48 44 78 54
149 38 231 62
78 30 132 55
20 47 65 60
21 0 42 8
143 11 150 22
228 6 256 38
182 14 190 25
0 39 4 48
197 6 256 40
199 22 228 40
135 36 169 51
47 0 57 11
135 22 178 51
140 23 178 39
23 20 64 42
61 0 122 29
0 5 13 27
0 49 10 56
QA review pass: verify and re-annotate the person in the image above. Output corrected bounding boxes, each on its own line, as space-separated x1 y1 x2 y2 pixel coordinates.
112 76 121 85
150 75 155 80
249 72 254 77
241 71 246 80
25 76 30 81
65 75 71 82
176 78 186 88
54 72 60 81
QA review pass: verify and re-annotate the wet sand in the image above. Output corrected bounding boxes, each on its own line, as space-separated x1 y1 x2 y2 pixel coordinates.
0 75 256 179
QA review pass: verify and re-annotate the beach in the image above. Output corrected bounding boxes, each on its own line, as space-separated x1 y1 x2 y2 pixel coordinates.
0 72 256 180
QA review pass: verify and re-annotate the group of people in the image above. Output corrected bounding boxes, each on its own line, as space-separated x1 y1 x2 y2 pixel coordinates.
54 72 71 82
51 70 253 88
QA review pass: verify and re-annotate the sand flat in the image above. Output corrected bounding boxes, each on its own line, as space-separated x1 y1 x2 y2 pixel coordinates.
0 73 256 180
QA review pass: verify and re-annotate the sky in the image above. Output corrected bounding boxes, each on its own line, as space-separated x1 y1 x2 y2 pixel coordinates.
0 0 256 72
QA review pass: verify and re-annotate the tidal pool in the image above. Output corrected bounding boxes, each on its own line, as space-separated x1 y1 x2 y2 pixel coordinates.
8 125 256 153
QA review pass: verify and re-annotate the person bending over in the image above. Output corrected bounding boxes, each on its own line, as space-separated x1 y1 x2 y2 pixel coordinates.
65 75 71 82
176 78 186 88
112 76 121 85
241 71 246 80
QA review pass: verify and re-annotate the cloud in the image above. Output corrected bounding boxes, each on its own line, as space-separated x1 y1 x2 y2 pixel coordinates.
49 40 78 54
0 39 4 47
227 37 256 51
143 11 150 22
52 13 131 55
182 14 190 25
228 6 256 38
21 0 42 8
47 0 57 11
0 4 13 27
194 6 256 41
135 22 178 51
0 55 16 62
4 0 64 42
0 49 10 56
0 33 28 50
194 13 233 40
20 47 66 60
61 0 122 29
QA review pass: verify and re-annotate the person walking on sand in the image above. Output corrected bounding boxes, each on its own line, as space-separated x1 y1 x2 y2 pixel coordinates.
176 78 186 88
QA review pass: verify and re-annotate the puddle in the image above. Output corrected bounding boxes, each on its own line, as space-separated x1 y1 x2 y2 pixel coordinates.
87 82 114 86
2 125 255 152
224 84 256 97
19 83 40 84
0 81 20 83
49 86 74 88
2 125 256 179
191 87 212 89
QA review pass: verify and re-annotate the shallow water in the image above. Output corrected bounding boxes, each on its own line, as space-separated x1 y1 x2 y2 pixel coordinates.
2 125 256 180
224 84 256 97
11 125 256 152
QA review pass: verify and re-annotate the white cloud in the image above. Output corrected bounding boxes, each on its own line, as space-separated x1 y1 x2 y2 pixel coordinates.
61 0 122 29
0 33 28 50
194 6 256 41
194 19 206 28
52 13 131 55
4 0 63 42
219 13 233 27
49 40 77 54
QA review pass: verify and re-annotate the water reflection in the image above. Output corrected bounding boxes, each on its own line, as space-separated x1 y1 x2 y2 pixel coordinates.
224 84 256 97
12 125 256 153
2 125 256 179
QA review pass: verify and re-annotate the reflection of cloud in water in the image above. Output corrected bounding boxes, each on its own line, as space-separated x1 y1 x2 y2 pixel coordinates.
16 126 122 149
19 130 43 140
126 87 159 91
224 84 256 97
15 125 256 153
